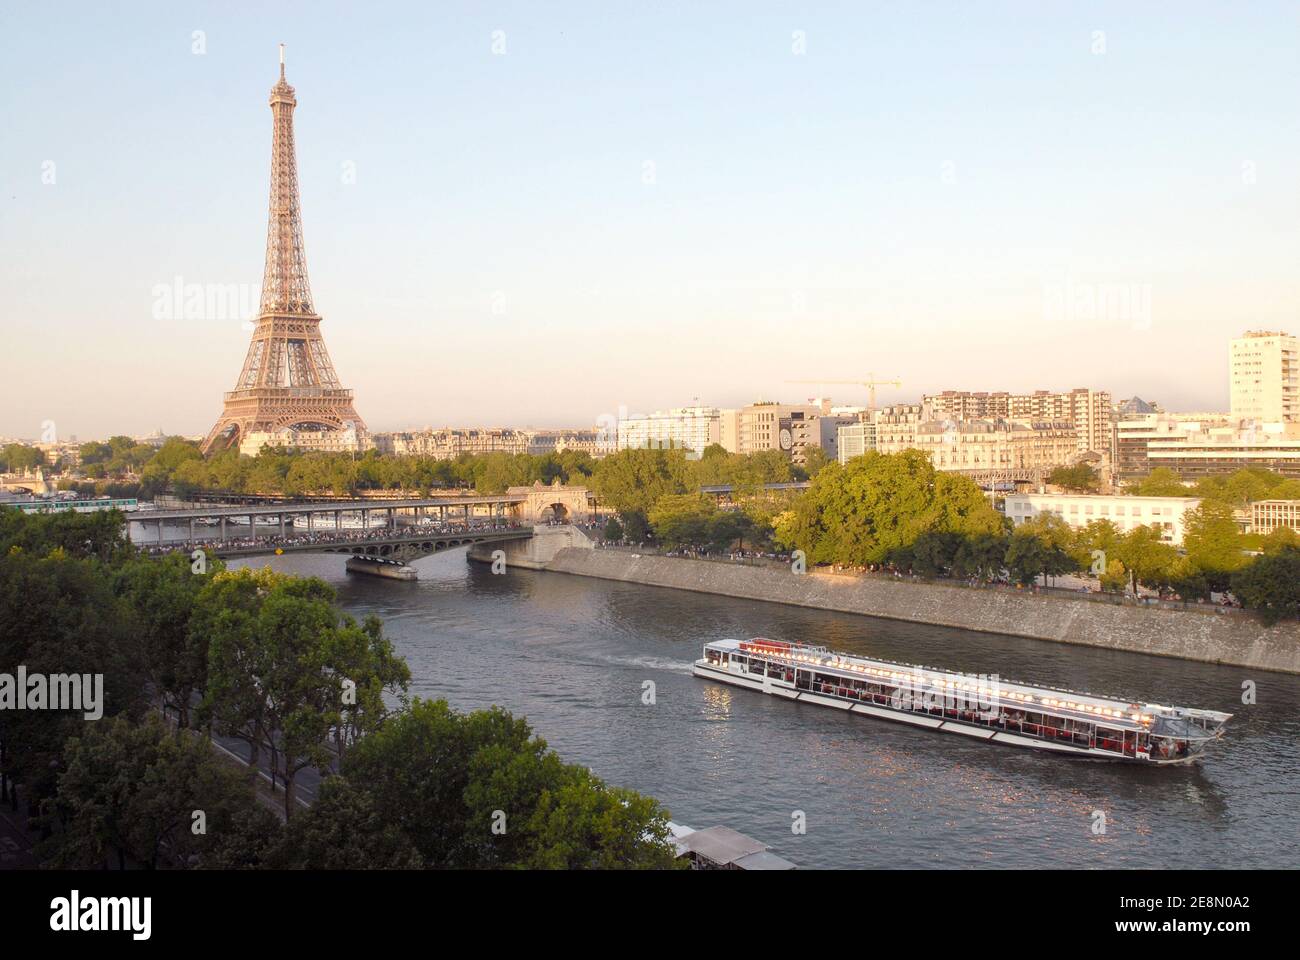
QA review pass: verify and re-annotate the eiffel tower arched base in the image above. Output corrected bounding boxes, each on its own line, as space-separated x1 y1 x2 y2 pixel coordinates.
201 387 365 454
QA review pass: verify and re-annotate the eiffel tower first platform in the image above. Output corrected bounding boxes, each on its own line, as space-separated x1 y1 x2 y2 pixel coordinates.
202 46 365 455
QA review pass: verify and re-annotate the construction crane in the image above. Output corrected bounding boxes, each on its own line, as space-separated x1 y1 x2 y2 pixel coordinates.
786 374 902 411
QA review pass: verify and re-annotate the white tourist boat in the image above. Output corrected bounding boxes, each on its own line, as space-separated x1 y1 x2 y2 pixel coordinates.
693 638 1231 764
339 515 389 529
279 512 384 528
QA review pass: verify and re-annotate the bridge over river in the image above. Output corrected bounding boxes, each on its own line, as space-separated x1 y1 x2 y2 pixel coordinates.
138 523 534 580
131 484 595 578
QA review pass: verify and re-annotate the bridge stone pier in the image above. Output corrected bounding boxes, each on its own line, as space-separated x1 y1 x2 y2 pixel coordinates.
468 523 593 570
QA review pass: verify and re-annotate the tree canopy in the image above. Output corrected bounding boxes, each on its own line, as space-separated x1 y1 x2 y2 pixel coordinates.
1046 463 1100 493
776 451 1004 566
1 506 686 870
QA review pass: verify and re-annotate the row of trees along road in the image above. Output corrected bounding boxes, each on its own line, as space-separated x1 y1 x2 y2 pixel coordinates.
622 450 1300 625
0 506 681 869
8 433 819 501
11 434 1300 623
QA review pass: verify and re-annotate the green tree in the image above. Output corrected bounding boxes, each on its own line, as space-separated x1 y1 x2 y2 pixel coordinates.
800 445 833 479
1166 556 1214 602
706 510 756 552
591 448 691 515
192 569 273 774
648 493 718 548
890 530 963 577
0 544 145 812
602 516 624 541
1100 558 1128 593
270 777 423 869
951 532 1008 581
619 510 650 542
1125 467 1189 497
1114 525 1180 594
40 715 280 870
1261 526 1300 554
1047 463 1100 493
1194 468 1287 508
200 569 407 819
1003 514 1080 586
343 699 679 869
781 450 1003 566
327 613 411 763
521 764 679 869
0 504 130 562
1232 547 1300 625
0 443 45 472
1004 529 1050 586
1181 500 1247 590
1074 518 1123 575
113 552 220 729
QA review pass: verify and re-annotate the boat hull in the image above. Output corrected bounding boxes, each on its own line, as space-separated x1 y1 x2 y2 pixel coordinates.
692 661 1194 764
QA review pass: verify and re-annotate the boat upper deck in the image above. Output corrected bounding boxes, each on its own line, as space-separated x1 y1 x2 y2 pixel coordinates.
702 638 1232 733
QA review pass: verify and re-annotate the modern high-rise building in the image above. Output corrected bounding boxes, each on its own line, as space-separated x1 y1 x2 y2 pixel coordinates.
1229 330 1298 424
617 406 721 457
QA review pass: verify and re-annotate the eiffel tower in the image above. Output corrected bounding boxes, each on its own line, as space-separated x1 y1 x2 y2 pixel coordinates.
202 46 365 454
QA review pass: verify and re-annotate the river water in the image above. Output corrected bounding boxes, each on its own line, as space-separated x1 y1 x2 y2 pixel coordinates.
202 543 1296 869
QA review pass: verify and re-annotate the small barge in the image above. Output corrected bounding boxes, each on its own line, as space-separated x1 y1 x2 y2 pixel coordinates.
693 638 1230 764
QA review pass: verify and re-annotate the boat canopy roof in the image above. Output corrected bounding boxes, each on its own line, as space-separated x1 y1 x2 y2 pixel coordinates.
703 638 1232 731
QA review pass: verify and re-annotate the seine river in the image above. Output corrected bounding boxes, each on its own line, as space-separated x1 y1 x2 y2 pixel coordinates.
203 544 1298 869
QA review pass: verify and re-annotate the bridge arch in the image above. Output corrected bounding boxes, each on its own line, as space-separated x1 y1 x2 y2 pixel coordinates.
540 501 569 522
506 480 590 525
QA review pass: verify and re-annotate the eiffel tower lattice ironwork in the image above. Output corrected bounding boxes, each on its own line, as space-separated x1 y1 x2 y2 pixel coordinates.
201 46 365 454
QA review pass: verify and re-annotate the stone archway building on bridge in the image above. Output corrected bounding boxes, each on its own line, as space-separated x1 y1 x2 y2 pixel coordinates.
507 480 592 524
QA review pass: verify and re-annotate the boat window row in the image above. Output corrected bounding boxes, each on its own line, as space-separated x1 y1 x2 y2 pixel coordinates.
716 650 1152 757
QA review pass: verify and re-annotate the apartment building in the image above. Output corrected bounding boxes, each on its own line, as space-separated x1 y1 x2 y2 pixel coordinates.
872 402 929 452
240 426 369 457
375 428 530 458
526 430 615 458
924 388 1115 460
896 418 1078 482
1230 330 1299 424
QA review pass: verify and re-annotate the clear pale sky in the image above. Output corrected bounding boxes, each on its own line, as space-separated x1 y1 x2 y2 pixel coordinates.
2 1 1298 440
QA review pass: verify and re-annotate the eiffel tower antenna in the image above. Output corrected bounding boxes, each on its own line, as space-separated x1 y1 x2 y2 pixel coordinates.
201 48 366 455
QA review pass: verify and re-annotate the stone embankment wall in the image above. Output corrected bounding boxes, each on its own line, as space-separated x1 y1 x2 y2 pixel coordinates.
467 524 593 570
542 549 1300 674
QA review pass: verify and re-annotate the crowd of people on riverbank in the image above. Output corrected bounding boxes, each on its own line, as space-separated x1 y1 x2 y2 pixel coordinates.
595 539 791 565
